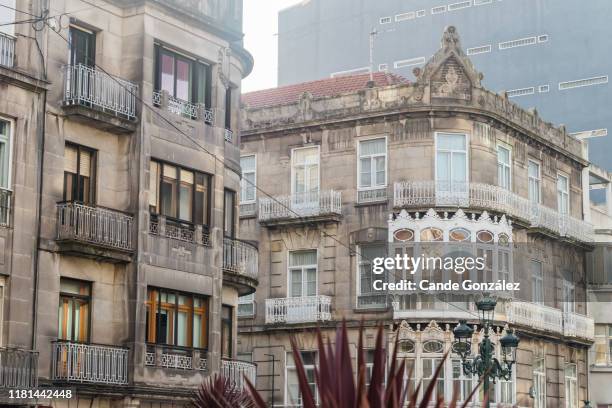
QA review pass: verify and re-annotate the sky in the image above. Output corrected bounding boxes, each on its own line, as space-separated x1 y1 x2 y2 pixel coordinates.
241 0 303 93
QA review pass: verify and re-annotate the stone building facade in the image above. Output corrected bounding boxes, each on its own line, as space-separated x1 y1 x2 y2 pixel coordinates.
0 0 256 406
238 27 595 407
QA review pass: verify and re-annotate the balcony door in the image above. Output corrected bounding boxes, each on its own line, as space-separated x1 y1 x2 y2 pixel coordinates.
69 26 95 67
58 278 91 342
291 146 319 215
435 133 468 206
288 250 317 322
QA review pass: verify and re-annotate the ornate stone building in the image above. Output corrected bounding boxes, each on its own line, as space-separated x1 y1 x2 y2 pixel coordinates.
238 27 594 407
0 0 256 406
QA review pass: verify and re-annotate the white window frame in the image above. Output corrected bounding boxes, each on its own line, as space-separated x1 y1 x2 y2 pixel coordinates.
533 348 547 408
240 154 257 204
356 243 386 307
528 159 542 203
237 293 255 317
434 132 470 190
564 362 578 408
496 143 512 190
0 276 4 346
0 116 14 190
357 136 387 191
557 172 570 215
563 279 575 314
287 249 318 298
290 146 320 196
531 260 544 304
285 350 318 406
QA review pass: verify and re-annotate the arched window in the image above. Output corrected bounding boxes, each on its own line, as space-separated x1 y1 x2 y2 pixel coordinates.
476 230 494 243
394 228 414 242
450 227 471 242
420 227 444 242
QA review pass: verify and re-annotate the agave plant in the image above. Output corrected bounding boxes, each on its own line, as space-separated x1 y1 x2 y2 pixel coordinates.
192 374 255 408
194 321 482 408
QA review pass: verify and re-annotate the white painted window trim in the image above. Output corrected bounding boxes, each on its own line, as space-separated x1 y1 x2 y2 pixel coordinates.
528 159 542 204
287 249 319 298
378 63 388 72
434 132 470 188
357 136 387 191
0 276 4 346
496 143 512 190
0 115 14 190
240 154 257 204
564 362 578 408
538 84 550 93
557 172 570 215
290 145 320 196
285 350 318 406
531 259 544 304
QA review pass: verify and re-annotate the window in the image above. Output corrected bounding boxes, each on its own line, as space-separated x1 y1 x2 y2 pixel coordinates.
499 366 515 404
422 357 445 401
531 260 544 303
145 287 209 349
0 118 12 189
238 293 255 317
221 305 233 358
225 87 232 130
533 348 546 408
240 155 256 203
291 147 319 203
416 9 426 17
154 45 212 106
395 12 415 21
557 174 570 214
452 358 473 402
357 244 386 308
64 144 95 204
69 26 95 67
594 325 612 365
436 133 468 193
528 160 541 203
563 280 575 314
289 250 317 297
378 63 388 72
58 278 91 342
358 138 386 190
149 160 211 226
564 363 578 408
539 84 550 93
497 145 511 190
224 189 236 237
286 351 317 406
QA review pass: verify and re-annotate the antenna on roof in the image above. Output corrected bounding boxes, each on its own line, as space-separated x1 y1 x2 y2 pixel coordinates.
368 28 378 86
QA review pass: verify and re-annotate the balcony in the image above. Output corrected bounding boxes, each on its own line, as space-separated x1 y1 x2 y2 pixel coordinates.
357 187 388 205
563 311 595 340
221 359 256 390
149 214 211 247
258 190 342 226
0 32 15 68
223 238 258 295
265 295 332 324
62 64 138 133
51 341 128 385
56 202 134 262
145 344 207 372
391 294 501 321
394 181 593 243
0 347 38 389
152 90 214 125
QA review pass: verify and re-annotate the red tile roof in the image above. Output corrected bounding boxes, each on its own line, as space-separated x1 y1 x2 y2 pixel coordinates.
242 72 408 109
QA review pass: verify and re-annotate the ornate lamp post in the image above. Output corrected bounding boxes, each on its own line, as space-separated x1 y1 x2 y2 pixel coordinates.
452 294 519 408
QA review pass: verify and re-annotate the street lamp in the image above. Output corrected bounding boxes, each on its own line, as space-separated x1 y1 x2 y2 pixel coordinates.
452 293 519 408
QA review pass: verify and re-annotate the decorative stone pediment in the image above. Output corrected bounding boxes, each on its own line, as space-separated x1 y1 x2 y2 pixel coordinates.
414 26 483 101
395 320 417 342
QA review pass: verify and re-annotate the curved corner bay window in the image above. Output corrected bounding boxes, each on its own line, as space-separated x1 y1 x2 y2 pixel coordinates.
64 144 95 204
145 288 209 349
58 278 91 342
149 160 211 227
435 133 468 194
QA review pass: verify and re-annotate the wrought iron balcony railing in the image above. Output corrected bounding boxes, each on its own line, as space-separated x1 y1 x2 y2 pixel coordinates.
393 181 593 242
152 90 214 125
265 295 332 324
221 359 256 390
0 32 15 68
223 238 258 280
56 202 134 251
144 344 207 371
0 347 38 389
148 214 211 246
51 341 128 385
63 64 138 119
258 190 342 222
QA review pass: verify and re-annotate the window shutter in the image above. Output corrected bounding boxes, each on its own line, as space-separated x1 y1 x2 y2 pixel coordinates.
79 149 91 177
64 146 78 173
